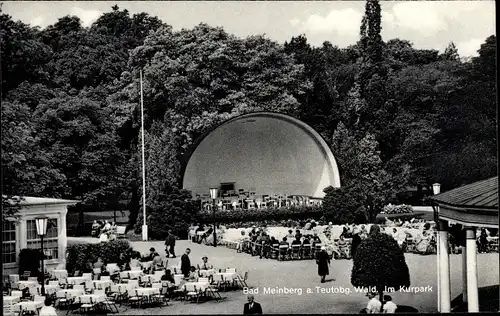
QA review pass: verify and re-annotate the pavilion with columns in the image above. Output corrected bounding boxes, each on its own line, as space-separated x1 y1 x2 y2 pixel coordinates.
428 176 498 312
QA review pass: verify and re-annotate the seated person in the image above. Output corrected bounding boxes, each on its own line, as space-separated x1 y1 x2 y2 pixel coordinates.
200 256 213 270
269 236 278 245
129 253 141 269
279 237 289 246
99 232 109 243
302 236 311 245
161 269 175 284
148 247 159 261
340 227 348 239
304 221 312 230
337 235 348 250
311 234 321 246
200 226 214 244
187 266 198 282
152 253 163 271
94 257 104 271
195 224 205 243
295 229 302 239
285 230 295 241
291 236 302 246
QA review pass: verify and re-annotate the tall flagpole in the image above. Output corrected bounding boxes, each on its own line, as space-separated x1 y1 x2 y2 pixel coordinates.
140 70 148 241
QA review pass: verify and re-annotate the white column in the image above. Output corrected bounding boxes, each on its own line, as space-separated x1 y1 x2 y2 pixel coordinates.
59 209 68 267
439 220 451 312
437 232 441 312
462 245 467 303
465 227 479 312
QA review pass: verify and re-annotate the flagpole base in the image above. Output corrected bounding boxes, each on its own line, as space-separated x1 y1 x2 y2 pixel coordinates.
142 225 148 241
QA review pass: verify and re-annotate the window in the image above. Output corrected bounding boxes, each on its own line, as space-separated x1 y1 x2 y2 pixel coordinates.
2 220 17 264
26 218 59 259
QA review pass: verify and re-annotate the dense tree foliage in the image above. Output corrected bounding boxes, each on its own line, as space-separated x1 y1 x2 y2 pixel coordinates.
1 3 496 236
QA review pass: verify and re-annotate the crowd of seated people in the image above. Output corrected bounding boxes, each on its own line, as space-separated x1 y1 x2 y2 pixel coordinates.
235 226 327 261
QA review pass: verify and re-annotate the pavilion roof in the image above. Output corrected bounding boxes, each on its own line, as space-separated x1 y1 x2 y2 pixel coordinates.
428 177 498 210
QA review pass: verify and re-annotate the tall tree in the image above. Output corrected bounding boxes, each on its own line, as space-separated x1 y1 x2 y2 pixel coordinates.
441 42 459 61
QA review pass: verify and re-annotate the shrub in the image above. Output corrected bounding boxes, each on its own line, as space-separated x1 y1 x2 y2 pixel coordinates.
19 248 43 276
197 206 323 224
66 240 133 273
322 185 368 224
351 231 410 301
381 204 414 214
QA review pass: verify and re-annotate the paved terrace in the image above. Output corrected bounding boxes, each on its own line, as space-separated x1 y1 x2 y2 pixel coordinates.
63 238 498 314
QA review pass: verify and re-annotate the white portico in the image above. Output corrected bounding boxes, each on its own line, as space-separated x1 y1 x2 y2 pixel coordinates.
428 177 498 313
2 197 79 276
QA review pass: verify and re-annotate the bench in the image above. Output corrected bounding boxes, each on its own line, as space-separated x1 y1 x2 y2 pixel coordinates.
116 226 127 239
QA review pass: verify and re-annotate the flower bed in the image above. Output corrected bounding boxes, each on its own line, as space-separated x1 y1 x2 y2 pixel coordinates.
381 204 414 214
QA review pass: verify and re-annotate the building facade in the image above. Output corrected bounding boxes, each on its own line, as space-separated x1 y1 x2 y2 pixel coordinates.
2 197 79 277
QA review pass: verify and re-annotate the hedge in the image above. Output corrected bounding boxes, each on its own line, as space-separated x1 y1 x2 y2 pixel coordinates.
197 206 323 224
66 240 133 273
19 248 43 276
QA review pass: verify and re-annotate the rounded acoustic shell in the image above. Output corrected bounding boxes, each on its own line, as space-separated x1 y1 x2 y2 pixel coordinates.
182 112 341 198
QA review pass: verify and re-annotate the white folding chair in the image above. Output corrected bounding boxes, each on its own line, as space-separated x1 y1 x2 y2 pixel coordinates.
226 268 236 273
74 284 85 291
34 295 45 302
27 277 38 282
82 273 92 280
94 289 105 296
49 280 59 286
79 295 97 313
101 276 111 281
11 290 23 298
128 280 139 287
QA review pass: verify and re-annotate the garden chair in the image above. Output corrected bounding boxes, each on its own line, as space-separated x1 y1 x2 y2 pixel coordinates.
48 280 59 287
269 244 279 259
278 245 289 261
128 289 143 308
55 291 70 309
21 271 31 280
206 280 223 301
236 271 249 289
101 276 111 281
302 244 312 259
183 284 202 303
151 283 165 305
79 295 97 314
291 245 301 260
96 289 118 313
58 277 68 289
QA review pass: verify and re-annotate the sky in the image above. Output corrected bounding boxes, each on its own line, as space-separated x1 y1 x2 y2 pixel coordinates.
2 1 496 57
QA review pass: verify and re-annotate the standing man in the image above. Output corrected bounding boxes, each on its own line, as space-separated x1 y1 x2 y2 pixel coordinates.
316 246 330 283
181 248 191 278
165 230 176 258
243 295 262 314
366 291 382 314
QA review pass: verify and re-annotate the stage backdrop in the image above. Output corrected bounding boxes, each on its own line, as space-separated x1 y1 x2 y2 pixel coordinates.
182 112 341 198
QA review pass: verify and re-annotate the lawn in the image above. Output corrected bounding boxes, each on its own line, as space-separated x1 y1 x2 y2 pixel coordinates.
60 238 499 314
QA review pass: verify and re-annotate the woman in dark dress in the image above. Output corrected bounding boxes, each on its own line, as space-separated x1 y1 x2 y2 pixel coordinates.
351 233 362 259
316 246 330 283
